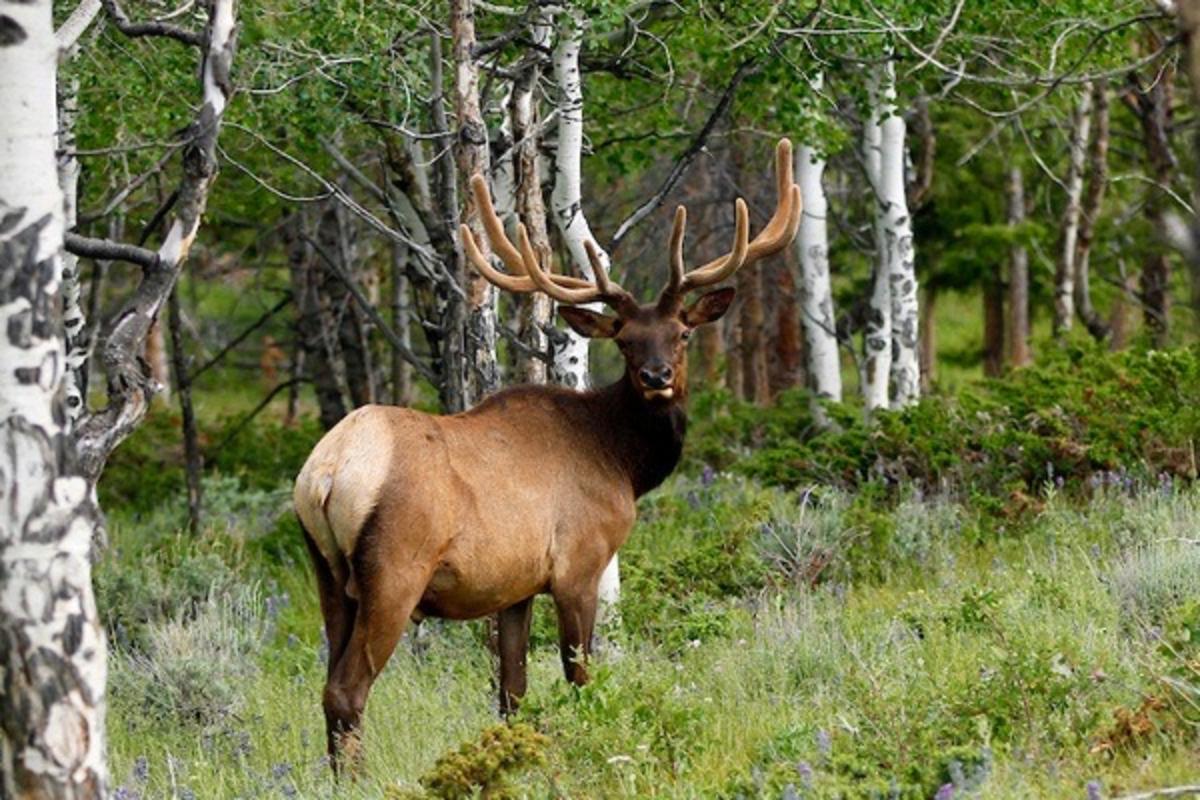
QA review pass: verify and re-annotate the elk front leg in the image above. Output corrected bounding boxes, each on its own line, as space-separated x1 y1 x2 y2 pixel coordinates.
553 590 598 686
497 596 534 717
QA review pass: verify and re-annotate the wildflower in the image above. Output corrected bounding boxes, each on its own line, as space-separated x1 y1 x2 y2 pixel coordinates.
935 783 954 800
816 729 831 757
782 785 799 800
132 755 148 783
701 465 715 486
797 761 814 787
1086 780 1103 800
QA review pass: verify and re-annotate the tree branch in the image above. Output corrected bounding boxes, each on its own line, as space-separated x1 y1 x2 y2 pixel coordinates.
63 232 160 270
56 0 103 52
101 0 203 46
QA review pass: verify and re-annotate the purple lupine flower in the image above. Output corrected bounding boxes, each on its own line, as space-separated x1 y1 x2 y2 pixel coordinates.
133 755 149 783
701 465 716 486
1086 780 1103 800
797 761 814 787
935 783 955 800
816 729 831 757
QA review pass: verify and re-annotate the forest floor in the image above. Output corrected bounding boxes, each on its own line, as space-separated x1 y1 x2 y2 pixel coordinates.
100 461 1200 799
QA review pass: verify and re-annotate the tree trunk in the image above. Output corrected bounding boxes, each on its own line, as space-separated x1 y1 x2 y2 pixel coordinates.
878 61 920 407
983 271 1005 377
286 213 346 430
861 69 892 414
549 5 604 391
58 74 89 427
767 255 803 397
0 3 108 794
1075 79 1111 340
1054 88 1093 338
795 137 842 401
452 0 498 405
72 0 237 485
145 319 171 401
511 9 554 385
320 198 374 408
919 285 937 390
168 286 203 535
737 259 769 404
1109 265 1137 350
1007 165 1031 367
726 310 744 400
699 324 723 387
390 241 413 405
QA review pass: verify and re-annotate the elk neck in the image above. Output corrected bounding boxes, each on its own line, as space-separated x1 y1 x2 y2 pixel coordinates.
584 371 687 498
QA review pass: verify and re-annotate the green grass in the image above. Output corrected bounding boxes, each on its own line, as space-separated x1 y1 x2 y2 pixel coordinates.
102 471 1200 799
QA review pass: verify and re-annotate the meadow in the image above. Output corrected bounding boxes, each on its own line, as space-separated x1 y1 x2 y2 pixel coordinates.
98 345 1200 800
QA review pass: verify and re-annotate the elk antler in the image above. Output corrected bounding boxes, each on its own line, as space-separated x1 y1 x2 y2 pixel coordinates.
660 139 802 306
460 175 637 312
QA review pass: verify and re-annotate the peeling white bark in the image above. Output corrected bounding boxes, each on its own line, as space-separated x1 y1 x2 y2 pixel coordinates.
549 5 604 392
861 69 891 414
878 61 920 407
1054 87 1093 337
795 130 841 402
0 2 107 796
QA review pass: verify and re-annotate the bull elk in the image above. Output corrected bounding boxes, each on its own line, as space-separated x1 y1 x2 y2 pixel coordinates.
293 140 801 771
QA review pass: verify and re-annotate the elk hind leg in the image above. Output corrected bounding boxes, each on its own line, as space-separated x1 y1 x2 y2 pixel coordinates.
302 527 356 678
323 563 427 775
497 596 534 717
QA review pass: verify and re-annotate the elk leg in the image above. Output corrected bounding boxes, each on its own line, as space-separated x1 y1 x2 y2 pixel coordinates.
323 569 425 776
497 596 534 717
302 528 356 678
553 591 598 687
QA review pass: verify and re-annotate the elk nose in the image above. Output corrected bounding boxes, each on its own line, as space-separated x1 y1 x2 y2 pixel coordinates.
639 365 673 389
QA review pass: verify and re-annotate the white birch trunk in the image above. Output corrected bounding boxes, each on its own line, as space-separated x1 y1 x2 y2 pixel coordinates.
861 69 892 414
58 74 88 426
0 2 107 795
549 4 618 613
550 4 604 391
878 61 920 407
1054 88 1093 337
794 110 841 402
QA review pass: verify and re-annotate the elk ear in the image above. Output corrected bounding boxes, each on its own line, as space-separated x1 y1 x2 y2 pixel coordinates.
559 306 621 339
682 287 736 327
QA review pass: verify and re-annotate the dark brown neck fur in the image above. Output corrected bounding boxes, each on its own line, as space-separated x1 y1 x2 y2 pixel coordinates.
467 374 687 498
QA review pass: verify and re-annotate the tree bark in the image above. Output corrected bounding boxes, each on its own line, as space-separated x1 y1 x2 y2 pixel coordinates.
983 270 1005 378
919 285 937 390
286 212 346 430
390 241 413 405
1007 164 1031 367
1054 87 1093 338
167 286 202 534
1075 79 1111 340
795 137 842 402
0 2 108 795
861 69 892 414
452 0 498 406
1123 61 1177 347
766 255 803 397
737 259 769 404
549 5 604 391
510 9 554 385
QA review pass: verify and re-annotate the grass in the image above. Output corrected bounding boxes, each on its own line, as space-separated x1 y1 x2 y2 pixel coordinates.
102 470 1200 799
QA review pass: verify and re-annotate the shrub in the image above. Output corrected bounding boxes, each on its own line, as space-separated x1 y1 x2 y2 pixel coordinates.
1109 542 1200 632
387 723 549 800
110 588 269 728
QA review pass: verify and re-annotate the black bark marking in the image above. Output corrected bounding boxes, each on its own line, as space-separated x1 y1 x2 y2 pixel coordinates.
0 14 26 46
0 207 25 235
62 613 84 655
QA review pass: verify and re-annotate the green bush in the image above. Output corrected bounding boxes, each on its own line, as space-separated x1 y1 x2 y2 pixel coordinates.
110 588 269 729
688 345 1200 503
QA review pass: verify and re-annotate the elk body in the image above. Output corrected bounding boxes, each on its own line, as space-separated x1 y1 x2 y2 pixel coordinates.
293 140 801 771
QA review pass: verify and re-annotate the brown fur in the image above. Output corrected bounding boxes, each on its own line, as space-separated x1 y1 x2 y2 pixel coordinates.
293 291 733 773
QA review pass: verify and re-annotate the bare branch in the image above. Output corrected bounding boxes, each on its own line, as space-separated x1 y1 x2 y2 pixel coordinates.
101 0 203 46
56 0 103 52
63 232 159 270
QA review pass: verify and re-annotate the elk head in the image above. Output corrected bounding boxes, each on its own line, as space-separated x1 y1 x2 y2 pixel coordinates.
460 139 802 404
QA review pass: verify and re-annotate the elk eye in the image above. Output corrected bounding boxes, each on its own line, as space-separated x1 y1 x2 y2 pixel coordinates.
681 329 692 341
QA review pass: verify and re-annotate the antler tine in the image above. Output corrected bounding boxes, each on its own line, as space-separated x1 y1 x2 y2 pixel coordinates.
665 205 687 297
672 139 802 294
678 198 750 293
461 174 596 294
517 224 606 305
